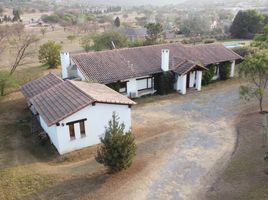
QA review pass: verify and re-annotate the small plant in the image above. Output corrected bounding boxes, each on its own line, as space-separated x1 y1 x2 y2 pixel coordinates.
95 112 136 173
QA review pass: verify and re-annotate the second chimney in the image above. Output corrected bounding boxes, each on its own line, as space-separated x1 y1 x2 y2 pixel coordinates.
161 49 169 72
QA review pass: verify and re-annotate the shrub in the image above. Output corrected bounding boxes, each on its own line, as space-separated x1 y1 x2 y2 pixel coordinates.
219 62 231 80
38 41 62 68
232 46 258 57
95 112 136 173
154 72 175 95
202 66 214 85
203 39 216 44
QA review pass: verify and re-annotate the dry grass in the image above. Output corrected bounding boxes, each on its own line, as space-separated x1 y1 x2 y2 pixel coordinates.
206 112 268 200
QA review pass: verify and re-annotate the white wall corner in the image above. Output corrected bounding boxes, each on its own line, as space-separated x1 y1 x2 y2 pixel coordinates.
196 71 202 91
230 60 235 78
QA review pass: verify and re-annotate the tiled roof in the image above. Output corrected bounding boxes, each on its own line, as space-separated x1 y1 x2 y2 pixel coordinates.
71 81 136 106
30 80 135 126
21 73 63 100
172 57 208 75
71 43 242 84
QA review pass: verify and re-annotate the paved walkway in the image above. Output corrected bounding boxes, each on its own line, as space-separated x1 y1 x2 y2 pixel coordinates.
132 82 254 200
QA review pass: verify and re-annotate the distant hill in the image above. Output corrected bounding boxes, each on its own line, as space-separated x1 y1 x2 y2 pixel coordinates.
77 0 186 6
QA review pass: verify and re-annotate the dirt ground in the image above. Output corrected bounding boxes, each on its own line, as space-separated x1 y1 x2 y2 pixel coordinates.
0 79 265 200
205 112 268 200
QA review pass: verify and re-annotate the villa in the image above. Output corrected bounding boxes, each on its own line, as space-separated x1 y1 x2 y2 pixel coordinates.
60 42 242 98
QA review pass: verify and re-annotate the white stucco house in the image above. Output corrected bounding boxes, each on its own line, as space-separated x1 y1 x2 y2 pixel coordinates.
21 73 136 154
60 43 242 97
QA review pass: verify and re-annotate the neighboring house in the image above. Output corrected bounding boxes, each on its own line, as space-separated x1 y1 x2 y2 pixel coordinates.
60 43 242 98
117 27 147 42
21 73 135 154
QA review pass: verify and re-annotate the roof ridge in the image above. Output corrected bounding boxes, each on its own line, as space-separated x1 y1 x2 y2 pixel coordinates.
71 42 183 57
67 80 97 102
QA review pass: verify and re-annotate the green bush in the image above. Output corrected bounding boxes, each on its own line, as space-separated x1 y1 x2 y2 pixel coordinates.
154 72 175 95
38 41 62 68
203 39 216 44
202 66 214 85
219 62 231 80
95 112 136 173
232 46 258 57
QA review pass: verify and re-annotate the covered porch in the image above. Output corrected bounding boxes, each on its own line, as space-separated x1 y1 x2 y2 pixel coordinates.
173 60 208 95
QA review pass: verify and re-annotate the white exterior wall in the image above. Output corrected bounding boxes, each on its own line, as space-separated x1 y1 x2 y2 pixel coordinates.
45 103 131 155
77 68 86 81
189 71 196 88
196 71 202 91
175 74 186 95
126 78 138 97
230 60 235 77
60 52 70 79
40 116 61 150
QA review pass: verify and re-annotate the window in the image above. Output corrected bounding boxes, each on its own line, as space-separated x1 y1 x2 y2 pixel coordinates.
137 77 153 91
69 124 75 139
67 118 87 140
119 82 127 93
80 121 86 137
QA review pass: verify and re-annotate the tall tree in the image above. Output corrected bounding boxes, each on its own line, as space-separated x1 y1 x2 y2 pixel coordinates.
239 50 268 113
95 112 136 173
144 23 163 45
38 41 62 68
85 31 128 51
12 9 21 22
114 16 120 27
230 10 265 39
8 24 38 75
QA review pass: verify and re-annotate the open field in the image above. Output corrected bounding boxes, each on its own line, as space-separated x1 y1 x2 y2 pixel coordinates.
0 79 267 199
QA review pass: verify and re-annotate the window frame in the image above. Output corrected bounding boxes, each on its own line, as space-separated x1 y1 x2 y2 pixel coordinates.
68 123 75 140
119 81 127 93
79 120 86 137
137 77 153 91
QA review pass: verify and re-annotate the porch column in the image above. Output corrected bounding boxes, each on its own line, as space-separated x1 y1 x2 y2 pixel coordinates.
195 71 202 91
189 71 196 88
177 74 187 95
230 60 235 77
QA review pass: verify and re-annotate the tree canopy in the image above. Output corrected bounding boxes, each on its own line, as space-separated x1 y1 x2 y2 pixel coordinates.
38 41 62 68
251 25 268 49
114 16 120 27
230 10 265 39
144 23 163 44
239 50 268 113
88 31 128 51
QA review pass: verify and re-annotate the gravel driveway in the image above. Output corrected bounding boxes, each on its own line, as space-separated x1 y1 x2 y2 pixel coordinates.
131 81 254 200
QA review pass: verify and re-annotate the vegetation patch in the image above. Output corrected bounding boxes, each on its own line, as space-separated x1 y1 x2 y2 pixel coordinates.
0 166 58 200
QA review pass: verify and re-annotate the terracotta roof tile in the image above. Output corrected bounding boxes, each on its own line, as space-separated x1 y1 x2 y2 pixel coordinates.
71 43 242 84
21 73 63 100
